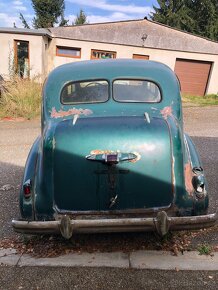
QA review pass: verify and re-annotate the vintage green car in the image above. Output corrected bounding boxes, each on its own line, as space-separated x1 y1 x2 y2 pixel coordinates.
12 59 217 239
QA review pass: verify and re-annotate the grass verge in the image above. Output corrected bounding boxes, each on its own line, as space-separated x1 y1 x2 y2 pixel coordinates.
0 76 42 120
182 93 218 106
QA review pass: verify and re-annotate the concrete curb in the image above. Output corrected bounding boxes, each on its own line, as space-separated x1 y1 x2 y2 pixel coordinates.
0 249 218 270
130 250 218 270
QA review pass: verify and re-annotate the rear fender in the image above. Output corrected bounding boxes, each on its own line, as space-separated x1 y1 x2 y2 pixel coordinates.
184 134 208 215
20 136 40 219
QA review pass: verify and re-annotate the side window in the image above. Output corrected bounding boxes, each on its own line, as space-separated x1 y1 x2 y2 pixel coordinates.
91 49 116 60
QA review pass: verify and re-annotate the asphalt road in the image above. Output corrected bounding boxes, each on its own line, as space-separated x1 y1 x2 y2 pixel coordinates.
0 266 217 290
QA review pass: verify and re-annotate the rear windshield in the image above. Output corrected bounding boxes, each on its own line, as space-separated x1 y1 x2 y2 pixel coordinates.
113 80 161 102
61 80 109 104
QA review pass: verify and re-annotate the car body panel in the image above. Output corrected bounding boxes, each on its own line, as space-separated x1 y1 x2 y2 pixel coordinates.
53 116 173 211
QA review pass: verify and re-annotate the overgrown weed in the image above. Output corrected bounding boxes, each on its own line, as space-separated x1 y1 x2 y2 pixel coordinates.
0 75 42 119
197 243 212 255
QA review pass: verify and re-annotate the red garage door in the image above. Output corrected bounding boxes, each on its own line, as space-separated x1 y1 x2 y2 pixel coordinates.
174 59 212 96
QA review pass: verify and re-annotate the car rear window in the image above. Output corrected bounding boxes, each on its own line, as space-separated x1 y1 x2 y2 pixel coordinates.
113 80 161 103
61 80 109 104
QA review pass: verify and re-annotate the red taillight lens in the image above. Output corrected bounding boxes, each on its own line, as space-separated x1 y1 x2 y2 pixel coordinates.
23 180 31 198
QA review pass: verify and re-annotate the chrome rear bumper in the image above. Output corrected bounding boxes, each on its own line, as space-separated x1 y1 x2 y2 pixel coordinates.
12 211 217 239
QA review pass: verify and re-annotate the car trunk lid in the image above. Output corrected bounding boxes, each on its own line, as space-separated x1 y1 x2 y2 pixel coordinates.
53 116 173 212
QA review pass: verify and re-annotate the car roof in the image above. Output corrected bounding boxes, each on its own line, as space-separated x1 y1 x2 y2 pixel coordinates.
48 59 176 82
43 59 182 121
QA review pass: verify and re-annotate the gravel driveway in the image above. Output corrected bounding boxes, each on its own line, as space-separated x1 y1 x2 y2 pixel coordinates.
0 106 217 252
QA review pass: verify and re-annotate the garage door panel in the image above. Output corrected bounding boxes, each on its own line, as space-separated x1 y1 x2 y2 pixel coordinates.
178 78 208 84
174 59 212 96
175 60 211 68
176 63 210 70
181 85 205 90
176 68 211 76
176 67 210 74
179 73 207 80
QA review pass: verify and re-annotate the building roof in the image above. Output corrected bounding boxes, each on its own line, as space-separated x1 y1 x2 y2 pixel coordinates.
0 27 52 38
49 19 218 55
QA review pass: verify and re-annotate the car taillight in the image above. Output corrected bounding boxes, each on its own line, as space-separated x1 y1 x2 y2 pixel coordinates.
23 180 31 199
192 174 206 199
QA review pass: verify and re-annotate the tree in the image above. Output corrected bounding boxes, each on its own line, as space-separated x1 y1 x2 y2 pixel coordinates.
150 0 194 33
19 13 30 29
150 0 218 41
188 0 218 40
32 0 68 28
73 9 88 25
59 13 69 26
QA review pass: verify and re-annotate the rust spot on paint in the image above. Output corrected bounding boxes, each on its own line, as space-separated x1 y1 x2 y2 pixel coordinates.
51 107 93 119
184 163 194 195
161 106 173 120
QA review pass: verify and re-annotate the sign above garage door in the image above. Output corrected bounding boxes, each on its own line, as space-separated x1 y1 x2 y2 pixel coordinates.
174 59 212 96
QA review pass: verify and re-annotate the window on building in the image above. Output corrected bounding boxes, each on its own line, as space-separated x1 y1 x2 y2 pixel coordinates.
91 49 116 60
133 54 149 60
14 40 29 78
56 46 81 58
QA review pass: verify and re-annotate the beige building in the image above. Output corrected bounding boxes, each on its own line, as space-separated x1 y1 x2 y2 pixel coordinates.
0 27 51 81
0 19 218 96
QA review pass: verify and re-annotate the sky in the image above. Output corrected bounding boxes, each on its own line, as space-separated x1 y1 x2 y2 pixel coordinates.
0 0 158 28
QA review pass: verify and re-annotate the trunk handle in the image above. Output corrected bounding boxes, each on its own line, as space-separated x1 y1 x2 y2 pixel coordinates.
86 152 137 164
